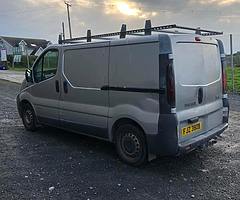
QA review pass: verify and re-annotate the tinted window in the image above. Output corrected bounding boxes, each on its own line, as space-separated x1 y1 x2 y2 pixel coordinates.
109 43 159 88
174 43 221 85
33 50 58 83
64 48 108 88
33 58 43 83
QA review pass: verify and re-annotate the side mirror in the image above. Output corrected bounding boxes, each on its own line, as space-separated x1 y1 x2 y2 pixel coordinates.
25 69 33 83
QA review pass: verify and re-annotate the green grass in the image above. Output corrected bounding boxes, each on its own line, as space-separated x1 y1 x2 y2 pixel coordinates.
8 67 27 72
226 67 240 93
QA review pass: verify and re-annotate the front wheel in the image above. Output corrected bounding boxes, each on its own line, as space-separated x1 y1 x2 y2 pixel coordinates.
22 103 37 132
115 124 147 166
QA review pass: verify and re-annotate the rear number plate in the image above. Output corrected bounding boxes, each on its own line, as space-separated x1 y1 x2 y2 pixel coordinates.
182 122 202 137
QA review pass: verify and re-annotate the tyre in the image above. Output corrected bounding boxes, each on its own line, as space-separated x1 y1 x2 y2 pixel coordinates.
22 103 37 132
115 123 147 166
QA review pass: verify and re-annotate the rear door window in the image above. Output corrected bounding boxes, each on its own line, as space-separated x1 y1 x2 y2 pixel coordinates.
174 43 221 86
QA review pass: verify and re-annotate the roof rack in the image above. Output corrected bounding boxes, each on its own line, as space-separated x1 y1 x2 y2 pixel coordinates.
59 20 223 44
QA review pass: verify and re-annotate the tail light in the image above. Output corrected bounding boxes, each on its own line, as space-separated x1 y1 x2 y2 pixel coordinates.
217 39 227 94
222 67 227 94
221 56 229 123
220 55 227 94
216 39 229 123
166 62 176 107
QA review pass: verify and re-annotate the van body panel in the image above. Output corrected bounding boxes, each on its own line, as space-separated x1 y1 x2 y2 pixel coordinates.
147 114 178 156
110 34 159 47
60 42 109 138
108 41 160 137
30 79 60 124
108 94 160 140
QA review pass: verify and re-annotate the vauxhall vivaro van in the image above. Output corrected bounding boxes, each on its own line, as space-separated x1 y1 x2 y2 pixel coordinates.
17 22 229 166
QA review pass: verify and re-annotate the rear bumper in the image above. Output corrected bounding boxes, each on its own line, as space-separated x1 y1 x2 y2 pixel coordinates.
147 113 228 156
178 123 228 154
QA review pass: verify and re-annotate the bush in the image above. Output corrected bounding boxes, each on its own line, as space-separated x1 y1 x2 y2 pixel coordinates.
226 67 240 93
7 55 37 69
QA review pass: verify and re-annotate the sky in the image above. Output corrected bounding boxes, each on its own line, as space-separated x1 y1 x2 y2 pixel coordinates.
0 0 240 53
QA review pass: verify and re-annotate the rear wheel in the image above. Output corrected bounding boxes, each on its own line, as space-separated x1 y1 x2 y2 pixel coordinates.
115 124 147 166
22 103 37 132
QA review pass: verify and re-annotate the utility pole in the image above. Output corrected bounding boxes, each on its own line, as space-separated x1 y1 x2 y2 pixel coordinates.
62 22 66 40
65 1 72 39
230 34 234 92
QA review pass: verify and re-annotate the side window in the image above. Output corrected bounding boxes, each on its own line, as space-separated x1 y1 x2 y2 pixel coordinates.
64 48 108 88
33 50 59 83
33 58 43 83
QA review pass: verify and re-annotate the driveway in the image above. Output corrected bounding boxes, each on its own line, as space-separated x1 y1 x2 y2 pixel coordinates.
0 70 24 84
0 80 239 200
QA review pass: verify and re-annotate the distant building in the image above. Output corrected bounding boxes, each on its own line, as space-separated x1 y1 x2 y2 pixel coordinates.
0 36 51 57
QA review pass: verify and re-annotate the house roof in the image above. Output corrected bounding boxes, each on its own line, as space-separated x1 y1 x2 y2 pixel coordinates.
0 36 50 49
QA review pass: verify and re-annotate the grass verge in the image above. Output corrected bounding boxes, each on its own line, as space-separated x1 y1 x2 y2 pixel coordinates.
226 67 240 93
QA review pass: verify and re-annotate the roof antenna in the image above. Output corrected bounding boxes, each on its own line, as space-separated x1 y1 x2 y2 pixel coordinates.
120 24 127 39
145 20 152 35
195 27 201 35
58 34 63 44
87 30 92 42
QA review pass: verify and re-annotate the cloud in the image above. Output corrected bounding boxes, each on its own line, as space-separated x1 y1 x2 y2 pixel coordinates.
219 14 240 23
25 0 64 7
24 0 98 9
195 0 240 6
2 0 240 54
22 0 240 15
25 0 157 19
104 0 157 18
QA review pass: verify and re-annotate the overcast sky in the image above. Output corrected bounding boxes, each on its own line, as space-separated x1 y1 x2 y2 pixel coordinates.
0 0 240 53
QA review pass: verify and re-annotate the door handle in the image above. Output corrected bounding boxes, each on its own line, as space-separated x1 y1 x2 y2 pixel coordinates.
198 88 203 104
63 80 68 94
101 85 109 91
55 80 60 93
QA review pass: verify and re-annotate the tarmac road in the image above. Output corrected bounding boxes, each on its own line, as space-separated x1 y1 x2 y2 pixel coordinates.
0 80 239 200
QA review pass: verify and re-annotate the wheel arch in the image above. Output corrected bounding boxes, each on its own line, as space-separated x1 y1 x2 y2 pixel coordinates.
18 99 35 118
111 118 146 143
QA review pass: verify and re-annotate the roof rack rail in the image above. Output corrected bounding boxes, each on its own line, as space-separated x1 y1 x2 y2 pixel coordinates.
59 20 223 44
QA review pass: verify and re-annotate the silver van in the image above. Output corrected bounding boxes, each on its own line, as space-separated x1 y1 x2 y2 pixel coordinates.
17 22 229 166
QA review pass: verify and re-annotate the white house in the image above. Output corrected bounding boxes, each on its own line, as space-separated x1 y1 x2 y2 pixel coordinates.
0 36 51 56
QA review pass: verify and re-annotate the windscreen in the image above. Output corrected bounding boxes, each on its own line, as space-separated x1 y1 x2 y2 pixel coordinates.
174 43 221 86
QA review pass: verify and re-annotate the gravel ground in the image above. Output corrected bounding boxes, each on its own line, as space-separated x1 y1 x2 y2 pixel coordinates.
0 80 239 200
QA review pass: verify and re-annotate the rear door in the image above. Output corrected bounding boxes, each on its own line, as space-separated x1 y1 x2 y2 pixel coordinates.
171 35 223 143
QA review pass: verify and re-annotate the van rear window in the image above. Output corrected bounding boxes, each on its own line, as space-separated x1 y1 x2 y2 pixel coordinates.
174 43 221 86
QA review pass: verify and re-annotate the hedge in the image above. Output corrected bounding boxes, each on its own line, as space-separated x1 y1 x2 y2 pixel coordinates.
7 55 38 69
